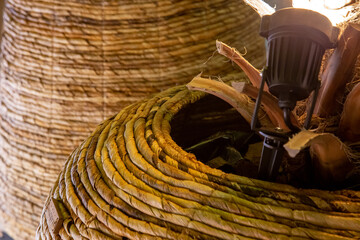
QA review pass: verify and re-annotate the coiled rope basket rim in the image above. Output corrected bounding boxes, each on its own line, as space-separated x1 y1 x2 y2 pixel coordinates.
37 85 360 240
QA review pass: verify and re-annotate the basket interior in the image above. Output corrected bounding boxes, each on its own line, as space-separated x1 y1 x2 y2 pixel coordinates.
170 94 360 190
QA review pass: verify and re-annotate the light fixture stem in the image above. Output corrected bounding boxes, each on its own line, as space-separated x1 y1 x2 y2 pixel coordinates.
251 70 267 130
283 108 298 131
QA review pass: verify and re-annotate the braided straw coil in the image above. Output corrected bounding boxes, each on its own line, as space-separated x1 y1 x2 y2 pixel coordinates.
36 85 360 240
0 0 265 239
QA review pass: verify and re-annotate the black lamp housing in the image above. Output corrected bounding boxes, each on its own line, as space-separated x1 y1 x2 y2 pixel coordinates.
252 8 339 180
258 8 338 129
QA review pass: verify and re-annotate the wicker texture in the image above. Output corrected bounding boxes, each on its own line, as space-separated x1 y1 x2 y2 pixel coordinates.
36 85 360 240
0 0 265 239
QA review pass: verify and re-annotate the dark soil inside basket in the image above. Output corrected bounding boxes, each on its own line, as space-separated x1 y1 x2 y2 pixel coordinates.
170 95 360 190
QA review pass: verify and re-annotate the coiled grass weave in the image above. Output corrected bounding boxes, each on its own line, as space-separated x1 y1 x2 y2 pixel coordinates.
37 86 360 240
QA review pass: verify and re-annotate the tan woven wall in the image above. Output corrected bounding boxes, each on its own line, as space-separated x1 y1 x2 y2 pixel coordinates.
0 0 265 239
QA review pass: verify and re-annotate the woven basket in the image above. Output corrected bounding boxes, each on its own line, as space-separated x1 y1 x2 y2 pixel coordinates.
0 0 265 239
36 85 360 240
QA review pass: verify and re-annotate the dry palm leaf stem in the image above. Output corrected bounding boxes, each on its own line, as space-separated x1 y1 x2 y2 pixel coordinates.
186 76 273 128
187 76 295 131
338 82 360 142
216 40 267 91
231 81 299 129
314 23 360 117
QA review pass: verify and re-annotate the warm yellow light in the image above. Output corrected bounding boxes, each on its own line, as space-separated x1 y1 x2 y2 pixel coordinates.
292 0 355 25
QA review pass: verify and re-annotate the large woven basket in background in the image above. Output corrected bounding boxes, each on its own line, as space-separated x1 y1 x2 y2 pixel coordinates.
0 0 265 239
36 85 360 239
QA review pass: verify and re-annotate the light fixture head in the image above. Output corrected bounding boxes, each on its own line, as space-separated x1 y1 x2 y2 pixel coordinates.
260 8 339 111
252 8 340 180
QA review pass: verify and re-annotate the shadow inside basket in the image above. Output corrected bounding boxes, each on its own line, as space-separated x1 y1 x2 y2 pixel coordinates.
170 95 360 191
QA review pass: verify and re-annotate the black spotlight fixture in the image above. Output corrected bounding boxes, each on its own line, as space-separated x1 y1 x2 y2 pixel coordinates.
251 8 339 180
